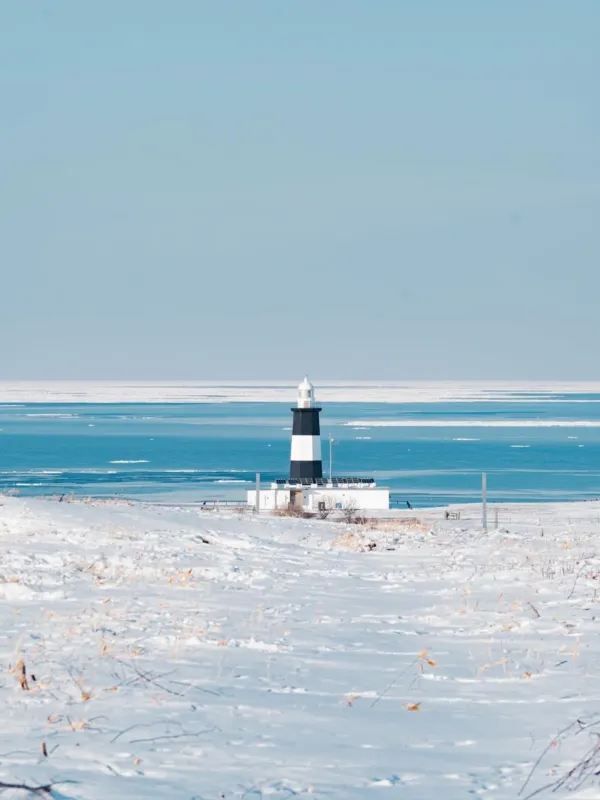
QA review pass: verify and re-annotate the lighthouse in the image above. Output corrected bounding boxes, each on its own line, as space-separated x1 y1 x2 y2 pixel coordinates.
247 378 389 512
290 377 323 481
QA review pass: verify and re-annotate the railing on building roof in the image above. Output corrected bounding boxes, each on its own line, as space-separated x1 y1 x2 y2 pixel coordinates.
275 477 375 487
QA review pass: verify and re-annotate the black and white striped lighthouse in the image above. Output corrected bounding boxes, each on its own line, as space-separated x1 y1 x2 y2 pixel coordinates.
289 377 323 481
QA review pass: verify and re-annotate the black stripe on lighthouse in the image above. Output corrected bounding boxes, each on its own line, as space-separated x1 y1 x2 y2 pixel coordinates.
290 459 323 480
292 408 321 435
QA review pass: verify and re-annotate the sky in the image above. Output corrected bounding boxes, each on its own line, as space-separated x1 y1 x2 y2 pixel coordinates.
1 1 598 380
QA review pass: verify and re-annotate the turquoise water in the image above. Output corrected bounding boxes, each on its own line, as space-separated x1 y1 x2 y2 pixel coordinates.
1 398 600 506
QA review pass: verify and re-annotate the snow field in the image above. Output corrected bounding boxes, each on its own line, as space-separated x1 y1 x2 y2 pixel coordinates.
0 497 599 798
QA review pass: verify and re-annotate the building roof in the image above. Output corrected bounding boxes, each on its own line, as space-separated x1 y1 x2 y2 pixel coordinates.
275 477 375 487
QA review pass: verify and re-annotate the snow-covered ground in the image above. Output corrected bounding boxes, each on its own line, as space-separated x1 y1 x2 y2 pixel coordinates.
1 496 600 799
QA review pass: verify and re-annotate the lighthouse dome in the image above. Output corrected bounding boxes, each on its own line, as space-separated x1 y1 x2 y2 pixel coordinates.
297 376 315 409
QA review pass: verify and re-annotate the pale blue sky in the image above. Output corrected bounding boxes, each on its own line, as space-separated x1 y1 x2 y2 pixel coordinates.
1 2 598 379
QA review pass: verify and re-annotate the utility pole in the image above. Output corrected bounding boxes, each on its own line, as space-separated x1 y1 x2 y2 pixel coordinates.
329 435 334 483
482 472 488 532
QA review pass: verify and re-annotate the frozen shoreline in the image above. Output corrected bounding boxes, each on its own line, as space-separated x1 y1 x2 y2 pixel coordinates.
1 495 599 798
2 379 600 404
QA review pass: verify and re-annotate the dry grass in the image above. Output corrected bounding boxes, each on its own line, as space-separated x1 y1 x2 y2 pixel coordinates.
331 531 377 552
12 658 30 691
273 506 315 519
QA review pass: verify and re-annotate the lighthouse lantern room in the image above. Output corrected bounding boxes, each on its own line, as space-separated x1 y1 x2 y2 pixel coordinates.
247 378 390 512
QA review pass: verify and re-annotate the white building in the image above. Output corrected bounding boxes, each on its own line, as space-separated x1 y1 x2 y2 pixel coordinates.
247 479 390 513
247 378 389 512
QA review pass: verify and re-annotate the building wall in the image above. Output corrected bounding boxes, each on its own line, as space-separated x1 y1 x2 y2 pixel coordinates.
305 487 389 511
247 489 290 511
247 487 389 511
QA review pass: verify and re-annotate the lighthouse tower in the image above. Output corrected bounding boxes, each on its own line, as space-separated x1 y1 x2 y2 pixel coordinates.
289 376 323 481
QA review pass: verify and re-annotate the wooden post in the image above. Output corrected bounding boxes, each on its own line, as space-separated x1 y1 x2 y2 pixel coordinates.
255 472 261 513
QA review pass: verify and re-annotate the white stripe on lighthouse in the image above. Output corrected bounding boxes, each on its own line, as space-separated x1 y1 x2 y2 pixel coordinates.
290 435 322 462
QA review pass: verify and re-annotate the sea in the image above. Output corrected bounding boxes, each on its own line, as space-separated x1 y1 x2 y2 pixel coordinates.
1 395 600 507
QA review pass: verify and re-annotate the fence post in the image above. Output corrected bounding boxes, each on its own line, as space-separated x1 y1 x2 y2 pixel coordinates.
482 472 488 532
